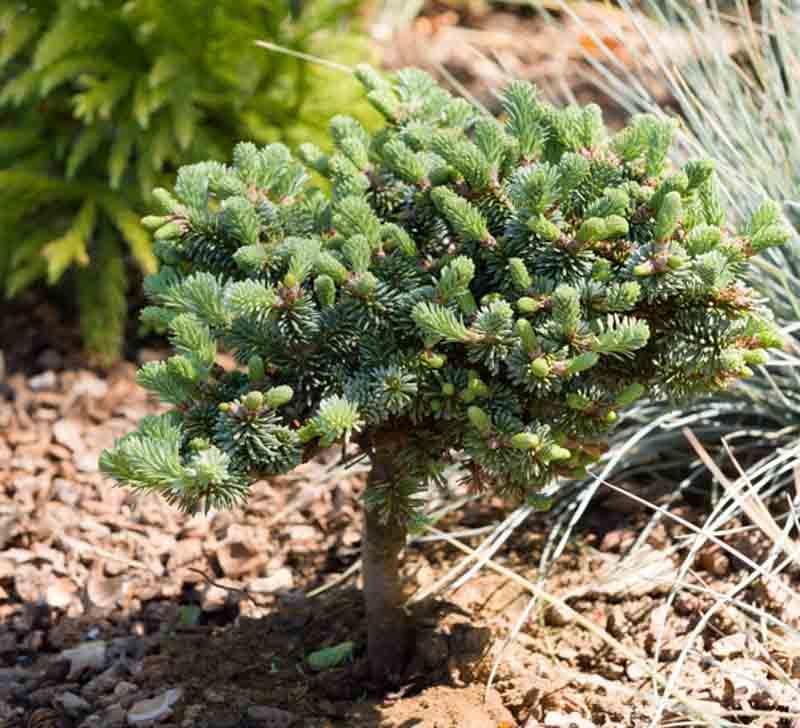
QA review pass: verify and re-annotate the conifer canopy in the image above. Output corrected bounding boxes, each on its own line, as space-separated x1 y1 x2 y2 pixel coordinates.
101 67 790 518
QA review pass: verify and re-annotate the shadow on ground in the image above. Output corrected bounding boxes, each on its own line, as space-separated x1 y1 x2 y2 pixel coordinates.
4 582 505 727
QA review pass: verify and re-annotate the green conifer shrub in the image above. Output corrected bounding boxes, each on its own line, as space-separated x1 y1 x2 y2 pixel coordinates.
0 0 370 362
100 66 789 684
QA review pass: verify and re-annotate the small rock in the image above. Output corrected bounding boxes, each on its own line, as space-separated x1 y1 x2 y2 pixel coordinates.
53 479 81 506
29 684 60 707
29 371 57 391
57 691 92 717
82 663 126 701
599 529 628 552
103 704 127 727
114 682 137 699
61 641 107 679
605 606 626 640
712 633 748 659
246 705 297 727
699 547 730 577
23 630 45 652
78 714 106 728
673 593 700 616
166 539 204 571
205 717 241 728
0 632 16 655
203 689 226 704
555 645 578 661
414 561 436 588
544 712 595 728
286 524 317 542
46 577 79 609
75 452 100 473
36 349 63 370
127 687 183 725
181 705 204 728
108 636 146 662
87 569 129 609
0 678 23 701
201 584 237 612
626 661 648 680
71 373 108 400
544 603 573 627
249 568 294 594
27 708 71 728
53 419 84 452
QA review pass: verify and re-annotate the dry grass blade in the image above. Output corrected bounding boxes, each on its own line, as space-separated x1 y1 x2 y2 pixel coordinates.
422 524 726 725
684 428 800 564
591 475 796 603
254 40 354 74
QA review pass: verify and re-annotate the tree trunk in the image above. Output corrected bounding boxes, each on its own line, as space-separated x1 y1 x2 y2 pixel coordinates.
362 454 412 685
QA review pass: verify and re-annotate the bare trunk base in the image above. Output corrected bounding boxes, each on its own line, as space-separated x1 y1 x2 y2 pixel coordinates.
362 458 412 685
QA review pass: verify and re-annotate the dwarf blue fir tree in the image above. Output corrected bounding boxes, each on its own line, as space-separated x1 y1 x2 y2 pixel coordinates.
100 67 790 684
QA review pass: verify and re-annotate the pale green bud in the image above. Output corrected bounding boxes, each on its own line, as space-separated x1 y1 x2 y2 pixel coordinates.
467 406 491 435
666 254 685 270
265 385 293 409
530 358 550 379
511 432 541 450
577 217 606 244
314 275 336 307
248 354 265 381
528 215 561 241
154 221 184 240
655 191 682 242
244 391 264 411
517 297 541 314
604 215 629 239
515 319 538 353
743 349 768 366
142 215 171 230
508 258 532 290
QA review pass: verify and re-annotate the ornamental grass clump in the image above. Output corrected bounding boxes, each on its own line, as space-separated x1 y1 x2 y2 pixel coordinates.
100 66 789 684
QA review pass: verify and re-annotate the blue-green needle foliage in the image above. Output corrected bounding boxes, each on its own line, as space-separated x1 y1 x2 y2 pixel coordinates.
101 67 789 517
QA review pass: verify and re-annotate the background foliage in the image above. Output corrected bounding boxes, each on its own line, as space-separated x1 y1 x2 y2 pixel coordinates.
0 0 373 362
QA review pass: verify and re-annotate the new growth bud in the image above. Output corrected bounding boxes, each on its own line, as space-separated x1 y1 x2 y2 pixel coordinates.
467 406 492 436
243 391 264 411
511 432 541 450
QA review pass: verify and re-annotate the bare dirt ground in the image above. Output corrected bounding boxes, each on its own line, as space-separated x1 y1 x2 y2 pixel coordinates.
2 341 800 726
373 0 729 125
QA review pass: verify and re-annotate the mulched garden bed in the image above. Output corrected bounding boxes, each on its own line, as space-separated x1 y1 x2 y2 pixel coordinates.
2 364 799 727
